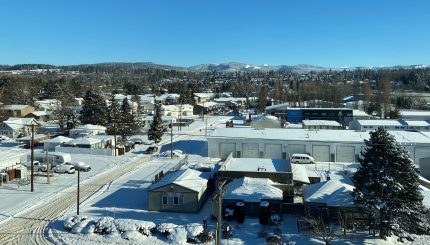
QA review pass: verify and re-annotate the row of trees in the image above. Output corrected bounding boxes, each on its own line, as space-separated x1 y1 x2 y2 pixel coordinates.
79 90 141 142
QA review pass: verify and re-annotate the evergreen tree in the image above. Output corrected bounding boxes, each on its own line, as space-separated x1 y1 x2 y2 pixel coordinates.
118 97 134 141
107 93 120 135
80 90 108 125
148 101 164 144
353 128 429 240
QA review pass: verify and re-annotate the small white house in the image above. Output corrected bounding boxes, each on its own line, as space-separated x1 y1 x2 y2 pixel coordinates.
69 124 107 138
161 104 194 118
43 136 74 151
0 118 38 138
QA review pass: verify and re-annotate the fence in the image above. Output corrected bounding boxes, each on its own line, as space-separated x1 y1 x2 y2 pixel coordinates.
55 146 116 156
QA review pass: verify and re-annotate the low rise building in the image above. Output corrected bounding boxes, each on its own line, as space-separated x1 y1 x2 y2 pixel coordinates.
302 120 342 130
0 104 34 119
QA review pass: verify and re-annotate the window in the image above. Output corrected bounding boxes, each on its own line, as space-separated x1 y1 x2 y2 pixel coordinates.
162 192 183 206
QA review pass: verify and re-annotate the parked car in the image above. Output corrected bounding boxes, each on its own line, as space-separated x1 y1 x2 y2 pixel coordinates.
290 154 315 164
53 164 76 174
130 138 144 144
67 162 91 172
145 146 158 154
27 160 48 172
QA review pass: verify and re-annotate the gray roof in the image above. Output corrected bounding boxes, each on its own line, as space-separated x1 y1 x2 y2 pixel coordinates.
149 168 210 192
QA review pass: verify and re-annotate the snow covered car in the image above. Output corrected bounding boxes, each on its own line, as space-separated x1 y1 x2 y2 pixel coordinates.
145 146 158 154
161 150 184 158
53 164 76 174
26 160 48 172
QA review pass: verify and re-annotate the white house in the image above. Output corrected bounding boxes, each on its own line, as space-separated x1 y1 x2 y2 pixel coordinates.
0 118 38 138
69 124 107 138
161 104 194 119
207 127 430 166
34 99 61 111
43 136 74 151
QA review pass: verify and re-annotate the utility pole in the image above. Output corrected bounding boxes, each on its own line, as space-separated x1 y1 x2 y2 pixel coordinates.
216 179 226 245
205 115 208 138
46 148 50 184
170 120 173 159
113 119 117 156
77 169 80 215
30 124 35 192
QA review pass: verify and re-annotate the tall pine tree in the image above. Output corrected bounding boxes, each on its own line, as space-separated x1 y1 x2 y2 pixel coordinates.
148 101 164 144
353 128 429 240
118 97 134 141
80 90 108 126
107 93 120 135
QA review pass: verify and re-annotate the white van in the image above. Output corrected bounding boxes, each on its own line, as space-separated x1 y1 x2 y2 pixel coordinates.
290 154 315 164
26 151 72 167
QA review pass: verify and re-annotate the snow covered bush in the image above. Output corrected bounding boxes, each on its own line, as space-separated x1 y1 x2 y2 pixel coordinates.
94 217 116 235
121 230 146 242
135 220 157 236
167 227 187 244
113 219 156 236
158 222 177 235
71 217 93 234
186 223 204 238
64 215 88 231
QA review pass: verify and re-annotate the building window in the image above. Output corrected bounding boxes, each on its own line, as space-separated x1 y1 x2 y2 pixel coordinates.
162 192 183 206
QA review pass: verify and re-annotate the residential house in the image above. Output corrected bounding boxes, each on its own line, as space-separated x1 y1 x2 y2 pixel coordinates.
194 93 215 104
0 117 38 138
34 99 61 111
0 104 34 119
69 124 107 138
193 102 219 115
148 168 211 213
43 136 74 151
161 104 194 119
25 111 54 122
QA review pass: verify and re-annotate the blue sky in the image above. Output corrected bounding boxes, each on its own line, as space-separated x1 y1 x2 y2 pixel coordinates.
0 0 429 67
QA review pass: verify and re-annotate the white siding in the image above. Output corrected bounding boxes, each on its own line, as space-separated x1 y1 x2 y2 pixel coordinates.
414 147 430 166
288 144 306 155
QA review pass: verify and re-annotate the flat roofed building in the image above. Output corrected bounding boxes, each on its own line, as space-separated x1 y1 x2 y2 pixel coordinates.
208 127 430 166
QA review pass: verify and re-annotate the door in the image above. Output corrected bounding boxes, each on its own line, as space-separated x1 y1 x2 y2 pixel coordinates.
264 144 282 159
312 145 330 162
219 143 236 159
288 144 306 156
414 147 430 167
336 145 355 163
242 143 259 158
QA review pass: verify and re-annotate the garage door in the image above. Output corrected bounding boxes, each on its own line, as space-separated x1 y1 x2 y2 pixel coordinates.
219 143 236 159
264 144 282 159
336 146 355 163
288 144 306 156
242 143 259 158
414 147 430 166
312 145 330 162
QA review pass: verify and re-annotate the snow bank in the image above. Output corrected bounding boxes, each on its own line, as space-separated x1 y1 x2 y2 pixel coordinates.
186 223 204 237
158 222 177 234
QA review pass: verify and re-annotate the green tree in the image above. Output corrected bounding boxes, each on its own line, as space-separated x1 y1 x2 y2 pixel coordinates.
80 90 108 125
148 101 164 144
107 93 121 135
118 97 134 141
353 128 429 240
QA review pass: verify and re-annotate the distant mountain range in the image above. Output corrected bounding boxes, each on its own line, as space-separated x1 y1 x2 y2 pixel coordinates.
1 62 428 73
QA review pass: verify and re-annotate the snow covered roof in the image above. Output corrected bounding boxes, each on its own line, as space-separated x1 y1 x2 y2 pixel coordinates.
30 111 53 117
149 168 210 192
44 136 73 143
302 120 341 127
403 120 430 127
291 164 310 184
400 110 430 117
222 158 289 172
251 114 279 122
223 177 283 202
194 93 215 98
0 104 31 110
265 102 289 111
209 128 430 144
353 110 370 117
202 102 218 108
67 137 102 145
74 124 107 131
304 180 355 207
356 120 403 126
2 117 38 129
16 134 47 141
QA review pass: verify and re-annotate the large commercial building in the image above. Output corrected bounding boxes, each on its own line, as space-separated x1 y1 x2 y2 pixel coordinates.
208 127 430 166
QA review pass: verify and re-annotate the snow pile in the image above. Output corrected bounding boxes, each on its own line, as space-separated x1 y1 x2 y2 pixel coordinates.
94 217 117 235
72 218 94 234
167 227 187 244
